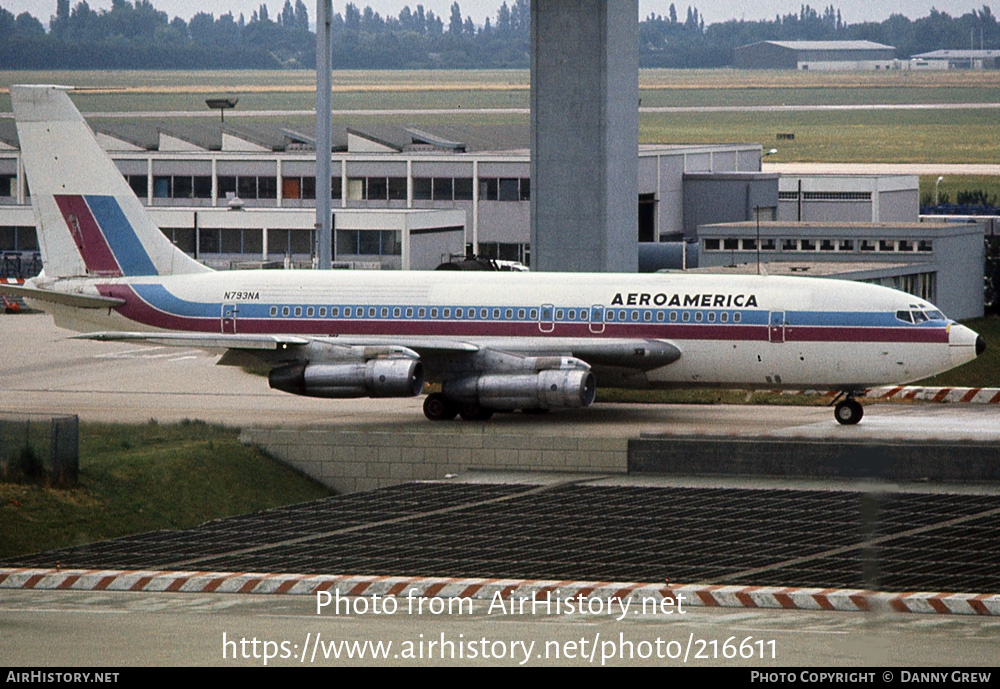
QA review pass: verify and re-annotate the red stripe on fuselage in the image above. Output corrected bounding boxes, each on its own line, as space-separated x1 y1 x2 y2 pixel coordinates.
54 195 122 277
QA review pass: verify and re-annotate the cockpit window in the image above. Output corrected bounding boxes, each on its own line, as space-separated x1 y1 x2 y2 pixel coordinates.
897 309 946 324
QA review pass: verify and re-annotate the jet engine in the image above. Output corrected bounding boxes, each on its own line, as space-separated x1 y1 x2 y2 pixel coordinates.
442 357 596 411
269 358 424 398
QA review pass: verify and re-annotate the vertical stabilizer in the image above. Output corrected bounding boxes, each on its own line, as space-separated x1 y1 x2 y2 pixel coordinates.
11 85 211 278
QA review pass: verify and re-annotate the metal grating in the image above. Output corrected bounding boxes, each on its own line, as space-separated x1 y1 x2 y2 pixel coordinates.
4 483 999 594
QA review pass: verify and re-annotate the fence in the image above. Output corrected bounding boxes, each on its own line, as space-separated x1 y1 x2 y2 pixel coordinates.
0 413 79 488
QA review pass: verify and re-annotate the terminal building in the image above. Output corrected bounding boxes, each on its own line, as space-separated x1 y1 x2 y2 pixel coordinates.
696 220 985 320
0 119 769 269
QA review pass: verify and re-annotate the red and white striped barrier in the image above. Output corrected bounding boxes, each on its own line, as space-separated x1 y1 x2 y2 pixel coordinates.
776 386 1000 404
1 277 26 313
868 385 1000 404
2 568 997 616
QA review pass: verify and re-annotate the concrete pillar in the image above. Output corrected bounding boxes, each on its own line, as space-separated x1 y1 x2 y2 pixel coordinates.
530 0 638 273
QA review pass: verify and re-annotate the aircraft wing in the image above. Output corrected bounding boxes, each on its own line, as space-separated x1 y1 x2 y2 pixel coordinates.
76 331 313 351
71 331 678 368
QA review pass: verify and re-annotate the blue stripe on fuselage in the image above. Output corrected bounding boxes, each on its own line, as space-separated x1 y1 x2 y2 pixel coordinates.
85 196 159 276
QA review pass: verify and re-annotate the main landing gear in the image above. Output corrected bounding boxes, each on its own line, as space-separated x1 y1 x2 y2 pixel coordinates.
423 393 495 421
832 392 864 425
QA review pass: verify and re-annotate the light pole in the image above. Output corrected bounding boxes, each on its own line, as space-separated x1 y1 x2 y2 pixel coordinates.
935 176 944 205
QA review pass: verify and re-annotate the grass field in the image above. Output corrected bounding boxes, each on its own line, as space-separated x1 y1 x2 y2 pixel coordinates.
0 421 331 559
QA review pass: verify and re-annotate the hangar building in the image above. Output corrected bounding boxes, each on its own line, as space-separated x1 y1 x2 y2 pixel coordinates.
734 40 897 70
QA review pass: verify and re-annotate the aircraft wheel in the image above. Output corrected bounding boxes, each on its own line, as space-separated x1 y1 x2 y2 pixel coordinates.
459 402 494 421
834 399 864 425
423 393 458 421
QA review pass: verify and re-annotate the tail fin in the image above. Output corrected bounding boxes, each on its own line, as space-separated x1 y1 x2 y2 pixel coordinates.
10 85 210 278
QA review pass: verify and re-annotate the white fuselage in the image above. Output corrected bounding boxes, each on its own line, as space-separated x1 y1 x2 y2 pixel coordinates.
31 268 980 390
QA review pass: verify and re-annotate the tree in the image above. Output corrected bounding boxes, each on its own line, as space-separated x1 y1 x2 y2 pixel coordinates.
449 2 462 35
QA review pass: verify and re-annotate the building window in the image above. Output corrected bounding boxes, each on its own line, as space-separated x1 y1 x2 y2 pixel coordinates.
413 178 432 200
127 175 148 198
454 178 473 200
388 177 407 201
0 225 38 252
480 178 530 202
802 192 872 201
433 178 453 201
336 230 401 256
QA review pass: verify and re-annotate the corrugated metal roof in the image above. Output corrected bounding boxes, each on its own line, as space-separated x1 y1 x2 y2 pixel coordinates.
763 40 895 51
913 49 1000 58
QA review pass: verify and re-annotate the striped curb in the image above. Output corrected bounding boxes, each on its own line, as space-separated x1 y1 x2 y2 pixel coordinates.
2 568 997 616
777 386 1000 404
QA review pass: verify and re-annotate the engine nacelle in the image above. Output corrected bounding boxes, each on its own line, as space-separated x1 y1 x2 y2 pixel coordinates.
269 359 424 399
443 369 596 411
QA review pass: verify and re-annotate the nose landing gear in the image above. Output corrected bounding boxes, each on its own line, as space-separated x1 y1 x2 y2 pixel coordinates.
832 391 864 425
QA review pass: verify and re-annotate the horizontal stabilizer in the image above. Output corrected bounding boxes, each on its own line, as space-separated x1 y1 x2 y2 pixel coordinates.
0 283 125 309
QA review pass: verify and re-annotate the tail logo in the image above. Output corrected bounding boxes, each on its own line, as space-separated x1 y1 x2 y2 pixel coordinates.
53 194 158 277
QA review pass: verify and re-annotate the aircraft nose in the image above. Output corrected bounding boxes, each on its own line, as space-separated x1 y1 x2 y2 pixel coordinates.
977 335 986 357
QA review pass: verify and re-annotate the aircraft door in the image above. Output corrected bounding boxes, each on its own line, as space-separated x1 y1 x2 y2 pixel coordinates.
768 311 785 343
222 304 238 334
539 304 554 333
589 305 605 334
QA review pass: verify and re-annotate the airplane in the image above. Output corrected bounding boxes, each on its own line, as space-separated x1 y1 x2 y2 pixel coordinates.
2 85 986 425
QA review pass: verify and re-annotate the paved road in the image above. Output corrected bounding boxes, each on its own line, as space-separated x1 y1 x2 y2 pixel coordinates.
1 589 998 667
